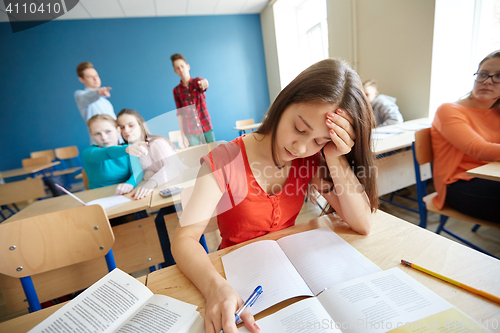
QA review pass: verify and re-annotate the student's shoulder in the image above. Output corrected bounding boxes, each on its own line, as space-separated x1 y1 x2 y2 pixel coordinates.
74 88 90 96
203 139 243 167
436 103 468 117
149 138 175 152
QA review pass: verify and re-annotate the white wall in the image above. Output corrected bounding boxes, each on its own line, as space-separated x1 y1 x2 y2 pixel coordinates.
260 3 281 104
328 0 435 120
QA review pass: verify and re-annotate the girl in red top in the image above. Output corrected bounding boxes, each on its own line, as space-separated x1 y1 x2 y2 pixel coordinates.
172 59 378 333
431 50 500 222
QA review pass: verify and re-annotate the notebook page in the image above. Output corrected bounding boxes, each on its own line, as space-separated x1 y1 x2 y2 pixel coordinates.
87 195 131 210
277 228 381 295
222 240 314 315
239 297 342 333
317 268 459 333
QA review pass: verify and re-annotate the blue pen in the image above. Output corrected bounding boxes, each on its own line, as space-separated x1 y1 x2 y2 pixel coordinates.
234 286 263 324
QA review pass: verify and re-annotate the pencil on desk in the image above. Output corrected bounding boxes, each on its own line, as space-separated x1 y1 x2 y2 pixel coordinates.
401 259 500 304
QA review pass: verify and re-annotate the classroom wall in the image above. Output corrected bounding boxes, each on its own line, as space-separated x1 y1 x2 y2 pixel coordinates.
328 0 435 120
0 15 269 172
260 3 281 104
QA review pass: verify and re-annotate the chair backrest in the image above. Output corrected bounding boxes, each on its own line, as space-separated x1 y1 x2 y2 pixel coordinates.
22 156 51 168
82 169 90 190
0 177 46 206
0 205 114 278
30 150 55 161
0 205 115 311
54 146 79 160
414 128 433 166
168 130 185 149
235 119 255 127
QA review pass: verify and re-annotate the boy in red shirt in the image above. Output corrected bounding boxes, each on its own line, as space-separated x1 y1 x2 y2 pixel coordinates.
171 53 215 147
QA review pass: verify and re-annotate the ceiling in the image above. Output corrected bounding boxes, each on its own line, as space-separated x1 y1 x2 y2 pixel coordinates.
0 0 271 23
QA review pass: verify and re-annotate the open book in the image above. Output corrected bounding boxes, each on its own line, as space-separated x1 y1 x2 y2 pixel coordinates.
55 183 131 210
221 227 382 315
30 268 204 333
239 268 488 333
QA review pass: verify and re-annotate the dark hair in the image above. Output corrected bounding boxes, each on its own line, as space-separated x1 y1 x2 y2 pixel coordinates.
117 109 175 150
171 53 187 65
255 58 378 212
477 50 500 109
76 62 93 78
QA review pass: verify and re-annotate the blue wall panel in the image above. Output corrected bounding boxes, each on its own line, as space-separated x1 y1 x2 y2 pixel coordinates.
0 14 269 172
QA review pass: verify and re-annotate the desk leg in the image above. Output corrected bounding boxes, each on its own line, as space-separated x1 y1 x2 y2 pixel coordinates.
154 205 179 268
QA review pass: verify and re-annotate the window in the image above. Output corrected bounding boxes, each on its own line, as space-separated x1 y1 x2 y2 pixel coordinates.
429 0 500 118
274 0 328 89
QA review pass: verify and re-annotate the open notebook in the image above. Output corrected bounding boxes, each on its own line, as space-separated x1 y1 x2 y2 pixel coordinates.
55 184 131 210
222 227 382 315
239 268 489 333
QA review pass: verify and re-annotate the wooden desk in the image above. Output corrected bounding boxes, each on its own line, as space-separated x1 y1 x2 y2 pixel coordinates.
0 161 60 182
3 211 500 331
0 185 159 313
146 211 500 327
373 118 432 196
5 184 151 222
466 162 500 182
233 122 262 136
150 142 220 210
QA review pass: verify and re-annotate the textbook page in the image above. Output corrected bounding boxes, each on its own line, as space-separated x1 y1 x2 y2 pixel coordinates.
239 297 341 333
31 269 153 333
318 268 488 333
277 228 381 295
115 294 201 333
222 240 313 315
87 195 131 210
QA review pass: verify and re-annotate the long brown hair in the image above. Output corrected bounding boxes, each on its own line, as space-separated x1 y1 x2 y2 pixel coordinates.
477 50 500 110
117 108 175 150
255 58 378 212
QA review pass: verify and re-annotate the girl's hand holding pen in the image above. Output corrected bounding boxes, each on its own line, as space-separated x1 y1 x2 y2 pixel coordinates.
204 282 259 333
324 108 356 158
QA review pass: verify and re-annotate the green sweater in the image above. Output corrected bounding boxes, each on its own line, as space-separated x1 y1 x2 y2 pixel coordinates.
82 145 142 190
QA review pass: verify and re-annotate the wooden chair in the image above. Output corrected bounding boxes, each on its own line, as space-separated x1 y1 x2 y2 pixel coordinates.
235 118 255 127
81 169 89 190
0 205 116 312
412 128 500 258
235 119 255 136
30 150 55 162
22 156 51 169
169 130 186 149
53 146 83 189
21 156 54 179
0 215 164 313
0 178 46 221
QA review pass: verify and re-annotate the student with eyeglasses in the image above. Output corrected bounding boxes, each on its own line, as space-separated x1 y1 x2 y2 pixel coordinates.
431 50 500 222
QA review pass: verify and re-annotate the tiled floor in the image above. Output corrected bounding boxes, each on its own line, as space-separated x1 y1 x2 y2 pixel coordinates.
1 185 499 323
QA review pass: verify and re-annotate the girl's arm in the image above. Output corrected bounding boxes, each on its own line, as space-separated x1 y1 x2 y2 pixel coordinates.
82 145 129 163
130 140 182 200
147 140 181 186
172 163 259 333
311 156 372 234
310 109 372 234
435 105 500 162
